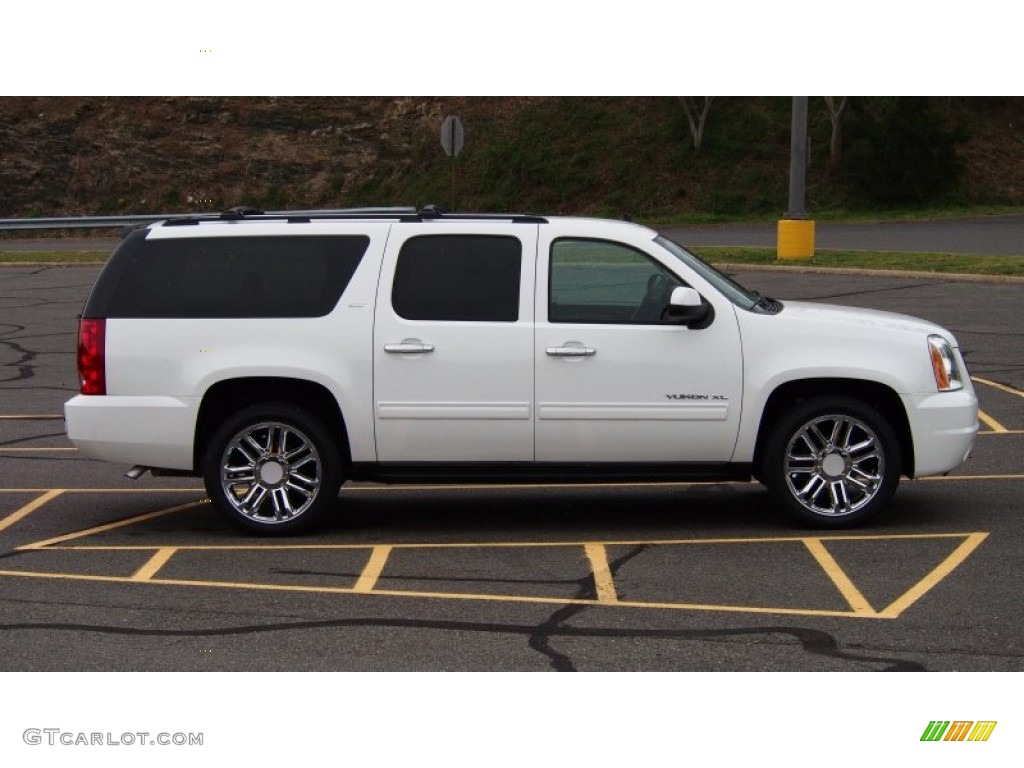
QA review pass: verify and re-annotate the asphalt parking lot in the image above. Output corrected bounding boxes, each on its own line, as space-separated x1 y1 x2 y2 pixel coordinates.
1 264 1022 671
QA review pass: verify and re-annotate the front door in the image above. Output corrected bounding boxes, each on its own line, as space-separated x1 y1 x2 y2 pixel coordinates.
535 235 743 463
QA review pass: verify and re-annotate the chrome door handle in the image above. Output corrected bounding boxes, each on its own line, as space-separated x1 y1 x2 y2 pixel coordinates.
546 346 596 357
384 342 435 354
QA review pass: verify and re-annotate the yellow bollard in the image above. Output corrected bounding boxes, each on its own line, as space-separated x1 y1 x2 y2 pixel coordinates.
777 219 815 261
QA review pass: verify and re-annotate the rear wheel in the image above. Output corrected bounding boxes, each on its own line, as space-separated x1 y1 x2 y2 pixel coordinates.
762 396 901 527
202 403 341 535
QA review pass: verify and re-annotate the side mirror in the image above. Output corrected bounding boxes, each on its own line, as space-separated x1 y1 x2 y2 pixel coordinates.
665 286 714 329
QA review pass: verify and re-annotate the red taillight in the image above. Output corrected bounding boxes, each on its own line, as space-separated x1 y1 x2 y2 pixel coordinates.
78 318 106 395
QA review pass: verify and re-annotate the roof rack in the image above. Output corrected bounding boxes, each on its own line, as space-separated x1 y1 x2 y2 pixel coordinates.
160 205 548 226
0 207 549 236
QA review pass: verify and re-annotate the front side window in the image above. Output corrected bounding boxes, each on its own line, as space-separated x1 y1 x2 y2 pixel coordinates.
549 239 684 324
392 235 522 322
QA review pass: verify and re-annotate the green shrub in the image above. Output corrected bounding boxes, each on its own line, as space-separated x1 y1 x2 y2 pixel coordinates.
844 97 965 206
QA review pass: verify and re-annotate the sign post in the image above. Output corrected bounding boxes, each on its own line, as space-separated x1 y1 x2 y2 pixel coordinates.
778 97 815 261
440 115 465 210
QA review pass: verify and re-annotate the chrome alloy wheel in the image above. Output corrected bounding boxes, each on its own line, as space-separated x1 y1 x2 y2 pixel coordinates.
220 421 322 525
783 414 884 518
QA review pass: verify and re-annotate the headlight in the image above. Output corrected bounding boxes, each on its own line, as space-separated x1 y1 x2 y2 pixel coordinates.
928 335 963 391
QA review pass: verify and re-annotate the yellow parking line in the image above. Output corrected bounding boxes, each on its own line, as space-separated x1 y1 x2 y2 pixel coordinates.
19 500 206 550
1 533 986 620
920 474 1023 482
0 447 77 452
977 410 1009 434
131 548 178 581
0 414 63 420
878 532 989 618
978 430 1024 435
972 376 1024 398
802 538 876 615
0 567 881 619
0 489 65 533
32 531 990 552
583 543 619 603
352 545 392 593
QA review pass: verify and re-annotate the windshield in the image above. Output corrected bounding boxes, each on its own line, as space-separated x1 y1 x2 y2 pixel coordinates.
654 235 759 311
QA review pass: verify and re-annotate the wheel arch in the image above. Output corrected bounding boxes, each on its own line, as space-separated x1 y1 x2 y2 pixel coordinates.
193 377 350 472
752 378 914 478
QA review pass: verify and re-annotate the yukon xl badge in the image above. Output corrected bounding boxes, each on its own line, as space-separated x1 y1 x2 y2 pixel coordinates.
666 394 728 400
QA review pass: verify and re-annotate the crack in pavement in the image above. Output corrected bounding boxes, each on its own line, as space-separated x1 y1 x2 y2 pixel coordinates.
796 280 955 301
0 337 38 382
0 617 926 671
274 568 589 587
0 544 924 670
527 544 650 671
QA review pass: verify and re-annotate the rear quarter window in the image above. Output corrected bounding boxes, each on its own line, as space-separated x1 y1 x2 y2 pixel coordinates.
93 234 369 318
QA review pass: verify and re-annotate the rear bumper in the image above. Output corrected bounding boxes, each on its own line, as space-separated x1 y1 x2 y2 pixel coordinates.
901 389 978 477
64 395 199 471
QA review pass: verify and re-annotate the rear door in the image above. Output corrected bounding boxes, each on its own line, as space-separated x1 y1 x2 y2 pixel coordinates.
373 223 538 462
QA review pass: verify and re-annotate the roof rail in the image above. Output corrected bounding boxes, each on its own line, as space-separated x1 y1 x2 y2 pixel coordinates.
192 205 549 224
0 207 548 233
221 206 265 220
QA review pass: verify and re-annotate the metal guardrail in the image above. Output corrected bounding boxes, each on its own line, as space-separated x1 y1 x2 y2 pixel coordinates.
0 208 421 232
0 215 168 231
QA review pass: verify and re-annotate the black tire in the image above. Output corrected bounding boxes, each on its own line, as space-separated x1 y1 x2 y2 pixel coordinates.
202 402 342 535
761 395 902 527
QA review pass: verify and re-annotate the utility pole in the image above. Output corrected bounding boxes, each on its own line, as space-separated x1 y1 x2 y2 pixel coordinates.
777 96 815 260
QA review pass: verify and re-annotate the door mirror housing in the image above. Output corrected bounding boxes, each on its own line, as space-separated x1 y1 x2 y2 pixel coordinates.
665 286 713 328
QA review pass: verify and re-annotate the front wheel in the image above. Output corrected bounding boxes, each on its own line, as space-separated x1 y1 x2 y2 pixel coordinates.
202 403 342 535
762 396 902 527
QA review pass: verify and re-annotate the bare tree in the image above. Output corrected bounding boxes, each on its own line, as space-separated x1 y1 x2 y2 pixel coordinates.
823 97 849 170
680 97 715 151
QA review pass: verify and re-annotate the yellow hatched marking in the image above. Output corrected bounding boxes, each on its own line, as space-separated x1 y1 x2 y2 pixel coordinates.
131 548 178 581
352 545 392 593
877 532 989 618
972 376 1024 398
583 543 619 603
0 532 989 621
802 538 876 616
977 409 1009 433
0 568 877 619
18 500 206 550
0 489 64 533
29 530 990 552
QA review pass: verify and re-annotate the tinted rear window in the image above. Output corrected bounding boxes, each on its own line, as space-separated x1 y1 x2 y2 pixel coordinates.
101 235 369 318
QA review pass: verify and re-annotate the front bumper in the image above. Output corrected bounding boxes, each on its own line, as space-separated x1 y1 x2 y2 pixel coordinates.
900 388 978 477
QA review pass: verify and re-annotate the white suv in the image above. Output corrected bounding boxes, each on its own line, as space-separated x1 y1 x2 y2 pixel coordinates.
65 208 978 533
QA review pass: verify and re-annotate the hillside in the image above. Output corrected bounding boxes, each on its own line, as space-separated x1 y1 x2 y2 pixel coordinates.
0 96 1021 221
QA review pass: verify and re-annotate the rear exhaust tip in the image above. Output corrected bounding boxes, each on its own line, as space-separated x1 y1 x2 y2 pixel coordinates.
124 465 150 480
